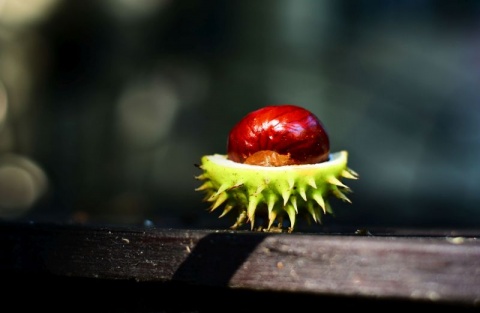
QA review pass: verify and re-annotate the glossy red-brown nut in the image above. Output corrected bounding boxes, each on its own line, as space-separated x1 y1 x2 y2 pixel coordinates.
227 104 330 165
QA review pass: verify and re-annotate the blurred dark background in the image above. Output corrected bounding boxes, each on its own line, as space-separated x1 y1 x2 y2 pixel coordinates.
0 0 479 231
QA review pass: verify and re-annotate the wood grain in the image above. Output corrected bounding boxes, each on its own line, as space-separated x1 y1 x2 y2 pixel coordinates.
1 222 479 309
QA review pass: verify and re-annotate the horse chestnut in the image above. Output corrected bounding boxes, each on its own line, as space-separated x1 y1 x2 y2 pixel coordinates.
227 104 330 166
195 104 358 232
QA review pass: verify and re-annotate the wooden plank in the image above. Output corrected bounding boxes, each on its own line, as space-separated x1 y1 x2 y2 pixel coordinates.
1 221 479 308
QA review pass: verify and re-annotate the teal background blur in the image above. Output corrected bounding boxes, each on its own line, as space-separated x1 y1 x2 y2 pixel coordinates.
0 0 479 230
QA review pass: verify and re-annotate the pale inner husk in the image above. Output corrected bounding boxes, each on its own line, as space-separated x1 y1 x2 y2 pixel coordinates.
206 151 346 171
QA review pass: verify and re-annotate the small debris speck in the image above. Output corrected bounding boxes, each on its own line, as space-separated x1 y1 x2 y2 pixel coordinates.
446 237 465 244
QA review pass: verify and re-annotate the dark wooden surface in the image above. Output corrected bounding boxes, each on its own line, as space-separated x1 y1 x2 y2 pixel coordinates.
1 221 480 311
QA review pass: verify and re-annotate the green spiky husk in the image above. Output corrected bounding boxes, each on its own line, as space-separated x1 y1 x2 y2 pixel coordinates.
195 150 358 232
